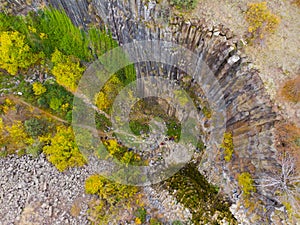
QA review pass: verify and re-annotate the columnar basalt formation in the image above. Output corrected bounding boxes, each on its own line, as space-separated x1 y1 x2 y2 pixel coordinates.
6 0 285 223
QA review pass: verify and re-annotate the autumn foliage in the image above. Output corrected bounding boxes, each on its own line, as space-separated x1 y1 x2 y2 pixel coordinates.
238 172 256 195
42 126 86 171
245 2 280 43
51 49 85 92
0 31 41 75
281 76 300 103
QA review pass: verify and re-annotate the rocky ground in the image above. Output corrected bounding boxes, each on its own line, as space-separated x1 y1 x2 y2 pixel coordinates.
0 153 91 225
190 0 300 125
0 153 191 224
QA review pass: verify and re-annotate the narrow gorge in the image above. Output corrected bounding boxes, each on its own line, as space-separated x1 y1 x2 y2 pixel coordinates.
2 0 295 224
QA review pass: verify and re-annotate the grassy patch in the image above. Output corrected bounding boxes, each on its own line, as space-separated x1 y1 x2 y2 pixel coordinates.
281 76 300 103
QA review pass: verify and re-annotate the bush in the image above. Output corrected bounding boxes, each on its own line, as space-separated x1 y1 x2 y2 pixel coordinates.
85 175 139 224
95 75 123 112
32 82 47 95
170 0 198 10
0 31 42 75
150 218 162 225
51 49 85 92
220 132 234 162
238 172 256 195
85 174 138 204
42 126 86 171
245 2 280 43
172 221 183 225
24 118 48 138
135 207 147 223
1 120 33 154
26 141 42 157
281 76 300 103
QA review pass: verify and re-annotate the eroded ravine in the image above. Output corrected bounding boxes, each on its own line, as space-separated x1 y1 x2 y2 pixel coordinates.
6 0 285 224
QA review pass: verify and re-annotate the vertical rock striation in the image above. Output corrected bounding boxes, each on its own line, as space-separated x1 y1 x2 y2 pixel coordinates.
6 0 284 223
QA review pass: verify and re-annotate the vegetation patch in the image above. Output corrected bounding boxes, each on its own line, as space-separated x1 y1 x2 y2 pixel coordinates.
41 126 86 171
238 172 256 195
165 163 237 224
0 30 42 75
170 0 198 11
281 76 300 103
220 132 234 162
85 174 139 224
245 2 280 44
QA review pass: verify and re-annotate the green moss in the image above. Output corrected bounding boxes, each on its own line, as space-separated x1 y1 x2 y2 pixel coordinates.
165 163 237 224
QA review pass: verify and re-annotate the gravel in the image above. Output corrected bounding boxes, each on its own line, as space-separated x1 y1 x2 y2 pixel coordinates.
0 153 91 225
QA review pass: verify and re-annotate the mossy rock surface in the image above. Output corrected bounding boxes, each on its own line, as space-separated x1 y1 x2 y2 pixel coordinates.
165 163 237 224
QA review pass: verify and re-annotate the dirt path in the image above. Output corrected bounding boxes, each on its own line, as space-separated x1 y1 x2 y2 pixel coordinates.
8 95 69 124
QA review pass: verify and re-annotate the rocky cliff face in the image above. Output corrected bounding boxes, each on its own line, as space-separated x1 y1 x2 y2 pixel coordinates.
6 0 285 224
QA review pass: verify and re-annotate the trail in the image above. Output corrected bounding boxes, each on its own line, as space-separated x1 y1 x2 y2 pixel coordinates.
7 95 112 138
8 95 69 124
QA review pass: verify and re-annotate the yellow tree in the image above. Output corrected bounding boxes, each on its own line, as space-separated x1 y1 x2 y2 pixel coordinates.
42 126 86 171
4 120 33 153
32 82 47 95
95 75 122 111
245 2 280 43
0 31 41 75
51 49 85 92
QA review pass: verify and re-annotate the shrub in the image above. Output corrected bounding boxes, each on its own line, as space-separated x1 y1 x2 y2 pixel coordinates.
24 118 48 138
95 75 122 112
245 2 280 43
85 175 139 224
172 221 183 225
135 207 147 223
26 141 42 157
0 31 41 75
85 174 138 204
49 97 63 111
281 76 300 103
42 126 86 171
51 49 85 92
32 82 46 95
1 120 33 154
220 132 234 162
150 218 162 225
170 0 198 10
238 172 256 195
